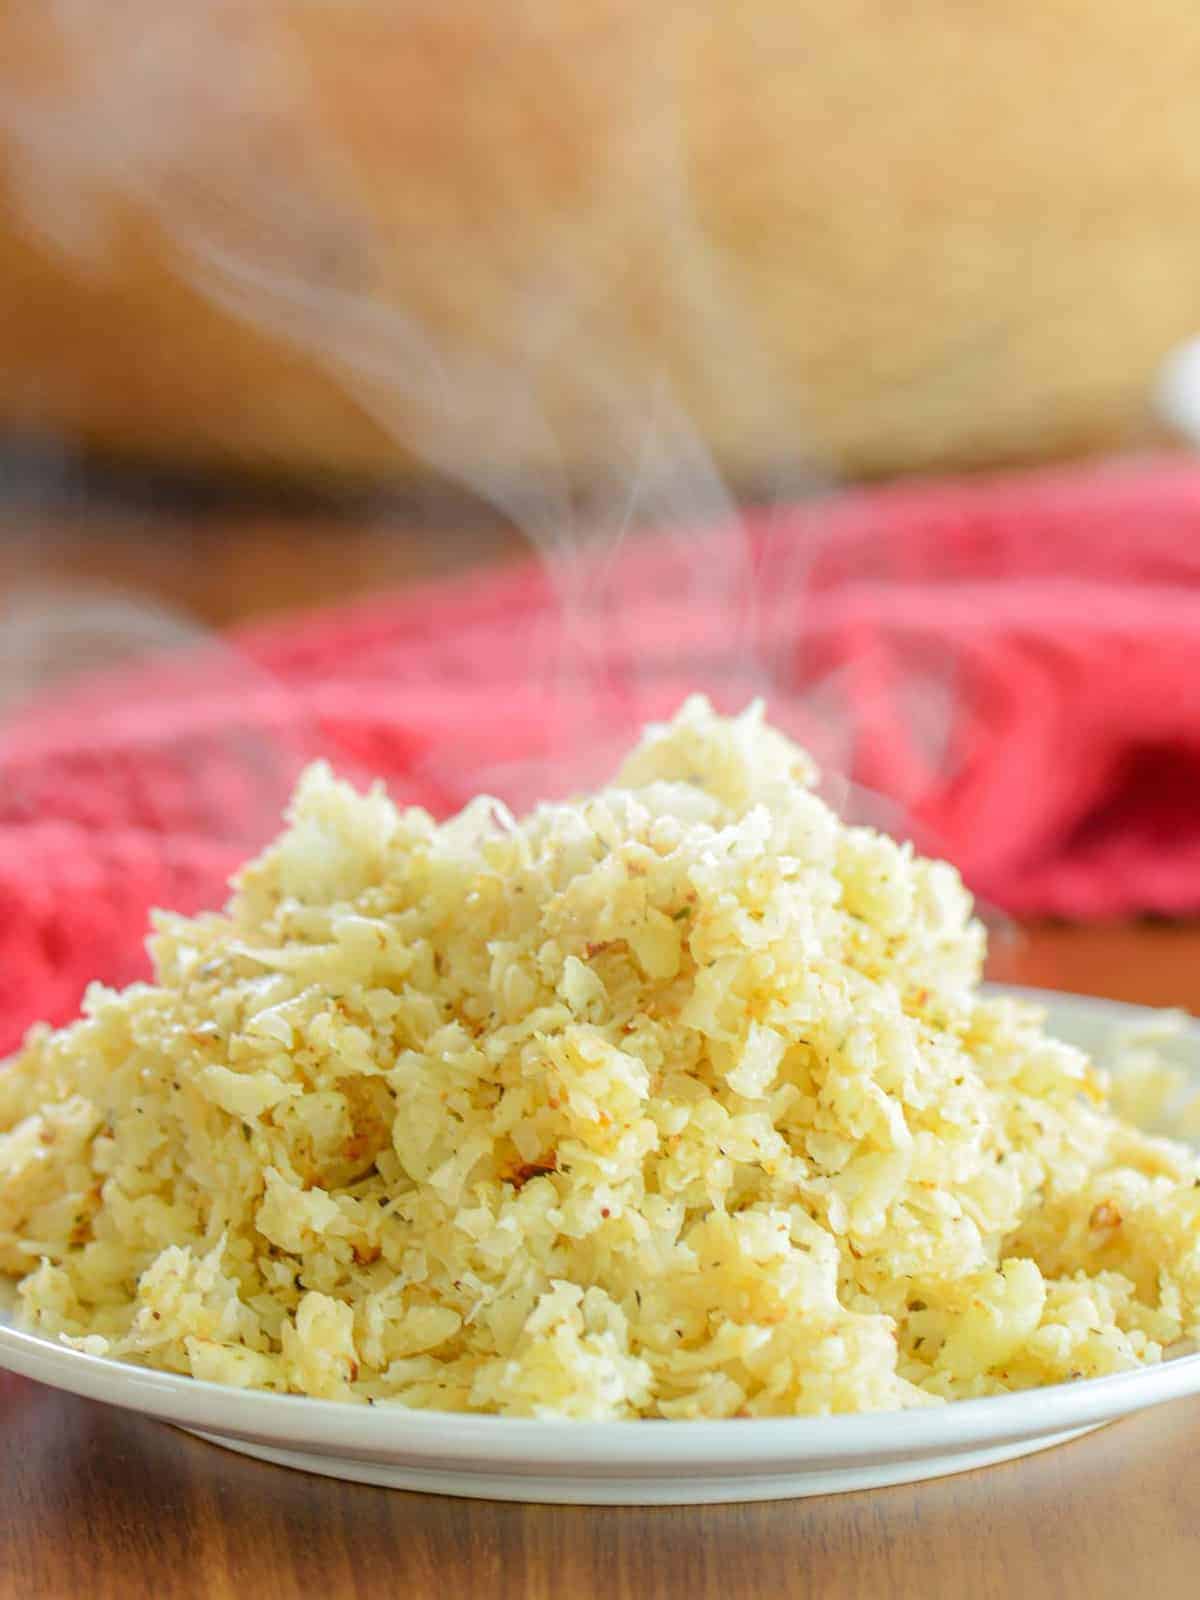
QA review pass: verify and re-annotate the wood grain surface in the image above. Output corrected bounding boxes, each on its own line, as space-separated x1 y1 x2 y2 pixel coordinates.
1 515 1198 1598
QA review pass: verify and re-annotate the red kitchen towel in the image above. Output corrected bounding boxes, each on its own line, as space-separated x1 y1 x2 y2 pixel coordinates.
3 455 1200 1054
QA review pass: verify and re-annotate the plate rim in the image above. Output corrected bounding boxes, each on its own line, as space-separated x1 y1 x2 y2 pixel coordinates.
2 983 1198 1472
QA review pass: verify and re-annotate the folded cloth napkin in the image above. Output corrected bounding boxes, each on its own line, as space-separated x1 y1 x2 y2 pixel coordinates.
3 455 1200 1056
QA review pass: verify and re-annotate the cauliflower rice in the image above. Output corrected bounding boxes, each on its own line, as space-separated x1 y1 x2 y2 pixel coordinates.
2 698 1199 1418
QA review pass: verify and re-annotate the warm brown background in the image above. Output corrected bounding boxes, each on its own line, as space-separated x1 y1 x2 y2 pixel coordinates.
1 521 1198 1598
4 0 1200 490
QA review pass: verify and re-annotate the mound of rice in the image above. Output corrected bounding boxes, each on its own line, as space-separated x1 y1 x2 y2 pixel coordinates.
2 698 1199 1418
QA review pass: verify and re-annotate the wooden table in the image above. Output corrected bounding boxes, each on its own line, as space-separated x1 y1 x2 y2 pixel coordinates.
2 509 1199 1597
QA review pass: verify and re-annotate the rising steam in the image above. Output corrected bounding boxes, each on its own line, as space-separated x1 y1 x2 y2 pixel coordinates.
0 0 960 838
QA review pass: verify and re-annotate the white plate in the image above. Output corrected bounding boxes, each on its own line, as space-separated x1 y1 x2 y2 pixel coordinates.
2 986 1199 1504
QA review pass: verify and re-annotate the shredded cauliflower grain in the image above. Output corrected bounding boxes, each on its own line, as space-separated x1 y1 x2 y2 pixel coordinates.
2 698 1198 1417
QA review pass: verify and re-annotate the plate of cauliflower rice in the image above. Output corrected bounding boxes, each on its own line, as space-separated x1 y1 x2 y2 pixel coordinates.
1 698 1199 1503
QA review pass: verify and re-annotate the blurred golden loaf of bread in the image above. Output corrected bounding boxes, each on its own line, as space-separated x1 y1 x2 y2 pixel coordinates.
2 1 1200 487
